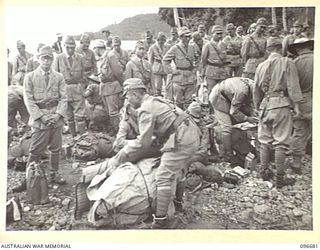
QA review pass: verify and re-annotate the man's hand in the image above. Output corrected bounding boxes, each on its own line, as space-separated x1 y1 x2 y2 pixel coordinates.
293 103 301 119
40 115 52 126
65 78 76 85
247 116 259 124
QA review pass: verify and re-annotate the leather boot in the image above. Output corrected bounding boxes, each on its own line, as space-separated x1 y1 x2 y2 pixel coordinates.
174 181 185 213
68 121 77 137
292 155 302 174
276 174 295 189
151 214 168 229
259 143 274 180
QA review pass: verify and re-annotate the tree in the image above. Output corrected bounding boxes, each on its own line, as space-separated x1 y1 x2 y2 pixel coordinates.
282 7 288 33
271 7 277 25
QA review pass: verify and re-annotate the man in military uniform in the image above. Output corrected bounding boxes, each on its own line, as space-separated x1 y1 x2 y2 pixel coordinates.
76 34 98 80
52 33 63 54
201 25 230 91
125 41 152 94
12 40 33 86
209 77 257 162
241 18 267 80
26 43 45 73
165 27 179 49
190 32 205 91
288 38 313 174
162 26 197 109
53 35 87 137
109 78 200 229
282 20 305 57
222 23 244 77
148 32 169 96
99 36 128 134
142 30 156 57
92 39 107 71
187 101 209 165
246 23 257 36
84 75 109 132
253 38 302 188
23 45 68 184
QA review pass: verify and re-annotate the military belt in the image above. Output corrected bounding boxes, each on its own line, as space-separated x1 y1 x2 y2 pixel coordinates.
176 66 193 71
266 91 288 98
37 100 59 109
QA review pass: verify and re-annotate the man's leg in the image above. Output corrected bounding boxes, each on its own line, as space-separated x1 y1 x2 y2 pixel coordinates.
172 82 185 110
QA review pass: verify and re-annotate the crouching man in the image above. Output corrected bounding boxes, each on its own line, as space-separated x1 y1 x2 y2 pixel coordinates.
209 77 258 162
23 45 68 184
109 78 200 229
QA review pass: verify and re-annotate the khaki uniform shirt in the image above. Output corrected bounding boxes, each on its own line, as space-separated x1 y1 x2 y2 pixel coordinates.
253 53 302 111
23 67 68 129
26 56 40 73
222 35 243 66
75 46 98 75
148 42 169 75
294 51 313 93
124 56 152 85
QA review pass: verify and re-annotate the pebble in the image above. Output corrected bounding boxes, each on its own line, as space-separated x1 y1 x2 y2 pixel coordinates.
57 217 68 227
48 225 56 231
254 204 270 214
302 214 312 225
293 208 304 217
245 202 254 208
34 210 42 216
23 206 31 212
242 197 251 202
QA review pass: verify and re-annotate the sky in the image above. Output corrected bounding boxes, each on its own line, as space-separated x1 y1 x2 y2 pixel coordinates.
5 6 158 56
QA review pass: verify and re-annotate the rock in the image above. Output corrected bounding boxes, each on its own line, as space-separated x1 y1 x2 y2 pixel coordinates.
48 225 56 231
293 208 304 217
239 209 253 220
57 217 68 227
62 198 71 209
242 197 251 202
23 206 31 212
245 202 254 208
284 202 295 209
260 191 269 199
34 210 42 216
302 215 312 225
254 204 270 214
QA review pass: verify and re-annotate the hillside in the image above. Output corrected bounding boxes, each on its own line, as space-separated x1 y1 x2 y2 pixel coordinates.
75 13 171 41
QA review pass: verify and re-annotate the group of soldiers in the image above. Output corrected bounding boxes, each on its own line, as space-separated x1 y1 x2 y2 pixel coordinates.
7 16 313 229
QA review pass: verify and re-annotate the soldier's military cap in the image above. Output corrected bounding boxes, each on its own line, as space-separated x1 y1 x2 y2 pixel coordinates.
256 17 267 27
145 30 153 38
266 37 282 48
94 39 106 48
187 101 202 121
38 45 54 58
211 25 223 33
56 33 63 37
157 32 167 41
112 36 121 46
226 23 235 30
123 78 146 96
178 26 192 37
135 40 145 49
288 37 314 54
198 24 205 30
192 31 202 41
64 35 76 47
16 40 25 48
80 34 91 45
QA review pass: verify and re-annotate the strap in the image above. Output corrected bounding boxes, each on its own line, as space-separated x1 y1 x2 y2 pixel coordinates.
249 36 265 57
176 44 193 68
132 59 148 83
208 41 224 63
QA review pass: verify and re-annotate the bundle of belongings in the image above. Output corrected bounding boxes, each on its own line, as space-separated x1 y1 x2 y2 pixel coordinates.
72 132 115 161
8 132 32 171
75 157 175 228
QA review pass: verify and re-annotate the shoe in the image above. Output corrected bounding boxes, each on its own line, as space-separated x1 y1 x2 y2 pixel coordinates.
12 180 27 193
173 199 184 213
276 175 296 189
48 171 66 185
260 168 274 181
151 214 168 229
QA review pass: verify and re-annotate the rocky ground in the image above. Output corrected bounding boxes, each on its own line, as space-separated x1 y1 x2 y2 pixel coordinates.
6 133 313 231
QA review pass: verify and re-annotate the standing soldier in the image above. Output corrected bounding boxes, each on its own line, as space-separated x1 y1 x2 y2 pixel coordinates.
109 78 200 228
125 41 152 94
162 26 197 109
288 38 313 174
12 40 33 86
201 25 230 91
165 27 179 49
52 33 63 54
190 31 205 90
53 35 87 137
253 37 302 188
282 20 304 57
241 18 267 80
148 32 169 96
76 34 98 79
92 39 107 71
99 36 128 134
23 45 68 184
26 43 45 73
142 30 156 57
246 23 257 36
222 23 244 77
